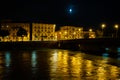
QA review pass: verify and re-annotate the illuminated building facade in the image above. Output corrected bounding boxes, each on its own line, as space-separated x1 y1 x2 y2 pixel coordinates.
88 31 96 38
57 26 84 40
57 26 96 40
83 31 96 38
32 23 57 41
0 22 96 42
0 23 30 42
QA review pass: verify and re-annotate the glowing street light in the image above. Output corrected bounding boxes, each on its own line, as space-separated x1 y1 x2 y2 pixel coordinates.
115 24 119 29
89 29 92 32
101 24 106 37
114 24 119 38
101 24 106 29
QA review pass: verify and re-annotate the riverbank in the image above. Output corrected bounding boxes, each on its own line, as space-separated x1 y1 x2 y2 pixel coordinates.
0 38 120 58
0 38 120 51
58 38 120 58
0 41 58 50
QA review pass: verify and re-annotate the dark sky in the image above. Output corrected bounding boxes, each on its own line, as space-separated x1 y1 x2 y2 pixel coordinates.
0 0 120 28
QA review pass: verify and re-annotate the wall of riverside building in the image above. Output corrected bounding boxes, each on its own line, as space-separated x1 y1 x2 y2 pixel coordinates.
0 23 30 42
32 23 57 41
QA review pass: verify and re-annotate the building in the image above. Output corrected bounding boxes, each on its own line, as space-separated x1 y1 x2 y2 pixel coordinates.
0 23 30 42
32 23 57 41
83 31 96 38
0 22 96 42
57 26 84 40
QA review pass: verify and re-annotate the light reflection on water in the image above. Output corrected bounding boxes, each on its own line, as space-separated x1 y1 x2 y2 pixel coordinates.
0 49 119 80
31 51 37 75
5 52 11 67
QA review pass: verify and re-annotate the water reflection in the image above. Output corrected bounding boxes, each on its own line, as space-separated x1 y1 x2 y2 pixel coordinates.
102 53 109 59
31 51 37 75
110 66 119 79
49 49 120 80
0 49 119 80
84 60 93 79
5 52 11 67
31 51 37 68
96 59 108 80
117 47 120 53
0 52 4 80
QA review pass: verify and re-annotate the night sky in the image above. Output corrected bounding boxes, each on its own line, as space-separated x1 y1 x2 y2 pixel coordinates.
0 0 120 28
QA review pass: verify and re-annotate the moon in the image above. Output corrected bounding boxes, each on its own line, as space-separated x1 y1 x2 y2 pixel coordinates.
69 8 72 13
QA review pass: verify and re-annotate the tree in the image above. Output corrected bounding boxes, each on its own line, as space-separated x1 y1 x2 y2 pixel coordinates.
0 29 10 41
96 30 103 38
84 33 89 39
17 27 27 41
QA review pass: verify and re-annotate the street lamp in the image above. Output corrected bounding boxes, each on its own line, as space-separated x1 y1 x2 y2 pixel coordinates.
101 24 106 37
89 28 93 38
89 28 92 32
114 24 119 38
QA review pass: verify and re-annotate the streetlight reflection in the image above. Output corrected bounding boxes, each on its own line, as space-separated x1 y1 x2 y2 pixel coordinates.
5 52 11 67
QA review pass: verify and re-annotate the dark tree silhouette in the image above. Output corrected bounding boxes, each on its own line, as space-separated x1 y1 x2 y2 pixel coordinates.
0 29 10 41
96 30 103 38
17 27 27 41
84 33 89 39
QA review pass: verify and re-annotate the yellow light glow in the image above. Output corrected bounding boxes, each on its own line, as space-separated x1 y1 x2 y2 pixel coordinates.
85 60 93 77
89 29 92 32
59 32 61 34
101 24 106 29
114 24 119 29
53 24 56 27
79 29 81 31
110 66 119 78
73 32 76 34
89 34 95 38
64 31 67 34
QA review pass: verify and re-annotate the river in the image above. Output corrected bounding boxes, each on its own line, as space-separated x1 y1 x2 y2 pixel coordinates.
0 49 120 80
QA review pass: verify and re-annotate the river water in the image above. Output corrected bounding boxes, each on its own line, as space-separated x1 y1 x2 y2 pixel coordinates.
0 49 120 80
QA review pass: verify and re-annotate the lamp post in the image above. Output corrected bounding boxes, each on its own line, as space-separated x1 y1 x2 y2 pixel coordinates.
114 24 119 38
89 28 92 32
89 28 92 38
101 24 106 37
